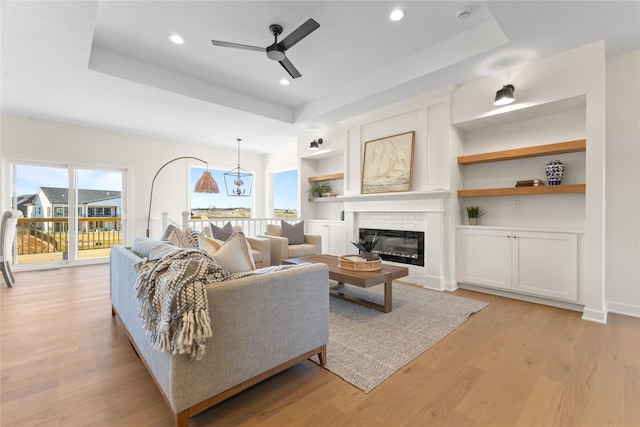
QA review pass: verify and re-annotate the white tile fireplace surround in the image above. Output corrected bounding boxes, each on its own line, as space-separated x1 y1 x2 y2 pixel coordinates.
342 193 447 289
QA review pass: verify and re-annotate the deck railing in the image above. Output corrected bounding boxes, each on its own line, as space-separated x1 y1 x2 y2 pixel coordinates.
162 211 302 236
15 217 122 263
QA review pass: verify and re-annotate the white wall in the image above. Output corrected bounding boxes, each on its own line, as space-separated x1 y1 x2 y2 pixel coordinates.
0 115 267 241
451 42 607 322
605 50 640 316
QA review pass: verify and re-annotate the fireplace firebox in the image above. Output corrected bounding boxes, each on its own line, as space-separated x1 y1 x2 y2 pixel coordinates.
358 228 424 266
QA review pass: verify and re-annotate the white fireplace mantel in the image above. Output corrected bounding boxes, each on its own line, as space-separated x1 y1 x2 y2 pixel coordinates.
342 191 448 214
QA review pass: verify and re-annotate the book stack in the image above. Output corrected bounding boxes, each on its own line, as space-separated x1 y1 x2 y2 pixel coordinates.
515 179 545 187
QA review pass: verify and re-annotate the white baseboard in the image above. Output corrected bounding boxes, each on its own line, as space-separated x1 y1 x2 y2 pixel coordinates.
606 301 640 318
582 308 608 324
457 283 584 313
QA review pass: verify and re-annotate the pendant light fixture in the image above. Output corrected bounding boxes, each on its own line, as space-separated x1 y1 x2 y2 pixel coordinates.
146 156 218 237
494 84 515 106
224 139 253 196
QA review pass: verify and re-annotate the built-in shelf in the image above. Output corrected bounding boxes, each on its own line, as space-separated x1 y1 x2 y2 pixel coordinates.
308 196 341 202
457 139 586 165
308 172 344 182
458 184 586 197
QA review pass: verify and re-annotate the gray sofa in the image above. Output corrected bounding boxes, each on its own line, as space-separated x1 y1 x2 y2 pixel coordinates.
110 244 329 427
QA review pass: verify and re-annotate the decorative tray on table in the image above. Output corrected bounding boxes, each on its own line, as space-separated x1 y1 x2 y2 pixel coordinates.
337 255 382 271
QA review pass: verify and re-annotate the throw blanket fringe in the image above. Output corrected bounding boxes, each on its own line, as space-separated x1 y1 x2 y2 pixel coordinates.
135 248 226 361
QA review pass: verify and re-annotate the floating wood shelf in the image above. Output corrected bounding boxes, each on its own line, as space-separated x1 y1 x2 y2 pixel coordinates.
458 184 586 197
457 139 586 165
308 172 344 182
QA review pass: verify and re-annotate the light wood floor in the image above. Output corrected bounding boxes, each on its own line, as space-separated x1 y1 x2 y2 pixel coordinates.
1 264 638 427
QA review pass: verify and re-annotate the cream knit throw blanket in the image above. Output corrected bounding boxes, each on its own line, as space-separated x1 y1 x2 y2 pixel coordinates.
134 248 229 361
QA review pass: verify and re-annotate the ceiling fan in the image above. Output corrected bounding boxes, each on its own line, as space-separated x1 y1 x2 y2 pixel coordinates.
211 18 320 79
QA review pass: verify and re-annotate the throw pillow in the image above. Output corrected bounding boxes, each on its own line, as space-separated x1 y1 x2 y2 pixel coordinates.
161 224 193 248
210 231 256 273
184 227 199 248
148 243 180 260
281 220 305 245
211 221 234 241
197 233 224 256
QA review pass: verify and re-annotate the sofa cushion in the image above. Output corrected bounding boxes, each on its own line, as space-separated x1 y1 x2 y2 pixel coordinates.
281 220 305 245
266 223 281 237
211 221 233 241
131 237 173 258
287 243 318 258
204 231 256 273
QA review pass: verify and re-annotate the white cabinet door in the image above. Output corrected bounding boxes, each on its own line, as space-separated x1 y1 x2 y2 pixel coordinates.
328 222 346 256
512 231 578 301
306 221 345 255
457 228 511 290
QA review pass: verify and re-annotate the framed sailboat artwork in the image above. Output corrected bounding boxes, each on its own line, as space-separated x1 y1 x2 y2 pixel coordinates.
361 131 415 194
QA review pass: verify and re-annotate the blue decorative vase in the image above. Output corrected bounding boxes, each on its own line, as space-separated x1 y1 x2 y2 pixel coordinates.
545 160 565 185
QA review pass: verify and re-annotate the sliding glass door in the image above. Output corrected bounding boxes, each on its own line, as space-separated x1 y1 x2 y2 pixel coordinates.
9 162 124 268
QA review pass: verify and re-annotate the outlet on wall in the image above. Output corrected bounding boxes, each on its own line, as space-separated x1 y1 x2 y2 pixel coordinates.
513 200 521 209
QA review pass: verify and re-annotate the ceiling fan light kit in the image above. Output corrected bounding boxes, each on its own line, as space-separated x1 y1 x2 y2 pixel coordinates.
211 18 320 79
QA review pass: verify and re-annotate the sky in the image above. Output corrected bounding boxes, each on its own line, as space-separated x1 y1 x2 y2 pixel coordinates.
14 164 122 195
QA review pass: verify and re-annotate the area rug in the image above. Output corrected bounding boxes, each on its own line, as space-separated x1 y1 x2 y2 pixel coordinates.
311 282 488 393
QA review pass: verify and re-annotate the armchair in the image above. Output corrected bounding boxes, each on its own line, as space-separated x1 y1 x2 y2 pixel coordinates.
1 210 23 287
260 223 322 265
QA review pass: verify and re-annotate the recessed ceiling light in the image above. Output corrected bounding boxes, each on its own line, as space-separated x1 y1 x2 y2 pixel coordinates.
456 8 471 20
279 78 290 86
390 8 405 21
169 34 184 45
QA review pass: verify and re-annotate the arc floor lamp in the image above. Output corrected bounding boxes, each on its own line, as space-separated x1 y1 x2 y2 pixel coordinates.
146 156 219 237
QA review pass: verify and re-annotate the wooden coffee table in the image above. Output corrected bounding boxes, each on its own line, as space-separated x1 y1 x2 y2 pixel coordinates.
283 254 409 313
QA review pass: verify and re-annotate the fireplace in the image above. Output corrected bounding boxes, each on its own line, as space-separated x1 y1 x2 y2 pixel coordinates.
358 228 424 266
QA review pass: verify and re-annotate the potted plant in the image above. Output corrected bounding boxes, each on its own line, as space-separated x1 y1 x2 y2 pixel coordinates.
350 233 380 261
307 182 332 198
466 206 485 225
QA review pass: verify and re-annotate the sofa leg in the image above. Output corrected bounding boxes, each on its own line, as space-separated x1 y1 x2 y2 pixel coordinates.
317 345 327 366
175 410 189 427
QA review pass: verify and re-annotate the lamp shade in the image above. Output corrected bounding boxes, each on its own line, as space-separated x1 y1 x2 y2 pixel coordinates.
309 138 323 150
194 171 219 193
494 84 515 106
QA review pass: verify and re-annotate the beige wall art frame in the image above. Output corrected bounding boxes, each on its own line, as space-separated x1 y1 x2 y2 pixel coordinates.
361 131 415 194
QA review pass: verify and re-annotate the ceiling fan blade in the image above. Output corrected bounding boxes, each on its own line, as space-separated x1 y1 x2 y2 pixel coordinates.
279 57 302 79
278 18 320 50
211 40 264 52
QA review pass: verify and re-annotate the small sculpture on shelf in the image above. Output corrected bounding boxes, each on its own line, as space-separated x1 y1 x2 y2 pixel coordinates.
466 206 485 226
545 160 565 185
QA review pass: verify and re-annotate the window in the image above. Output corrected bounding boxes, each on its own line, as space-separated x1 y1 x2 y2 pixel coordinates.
190 167 252 218
274 169 298 218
